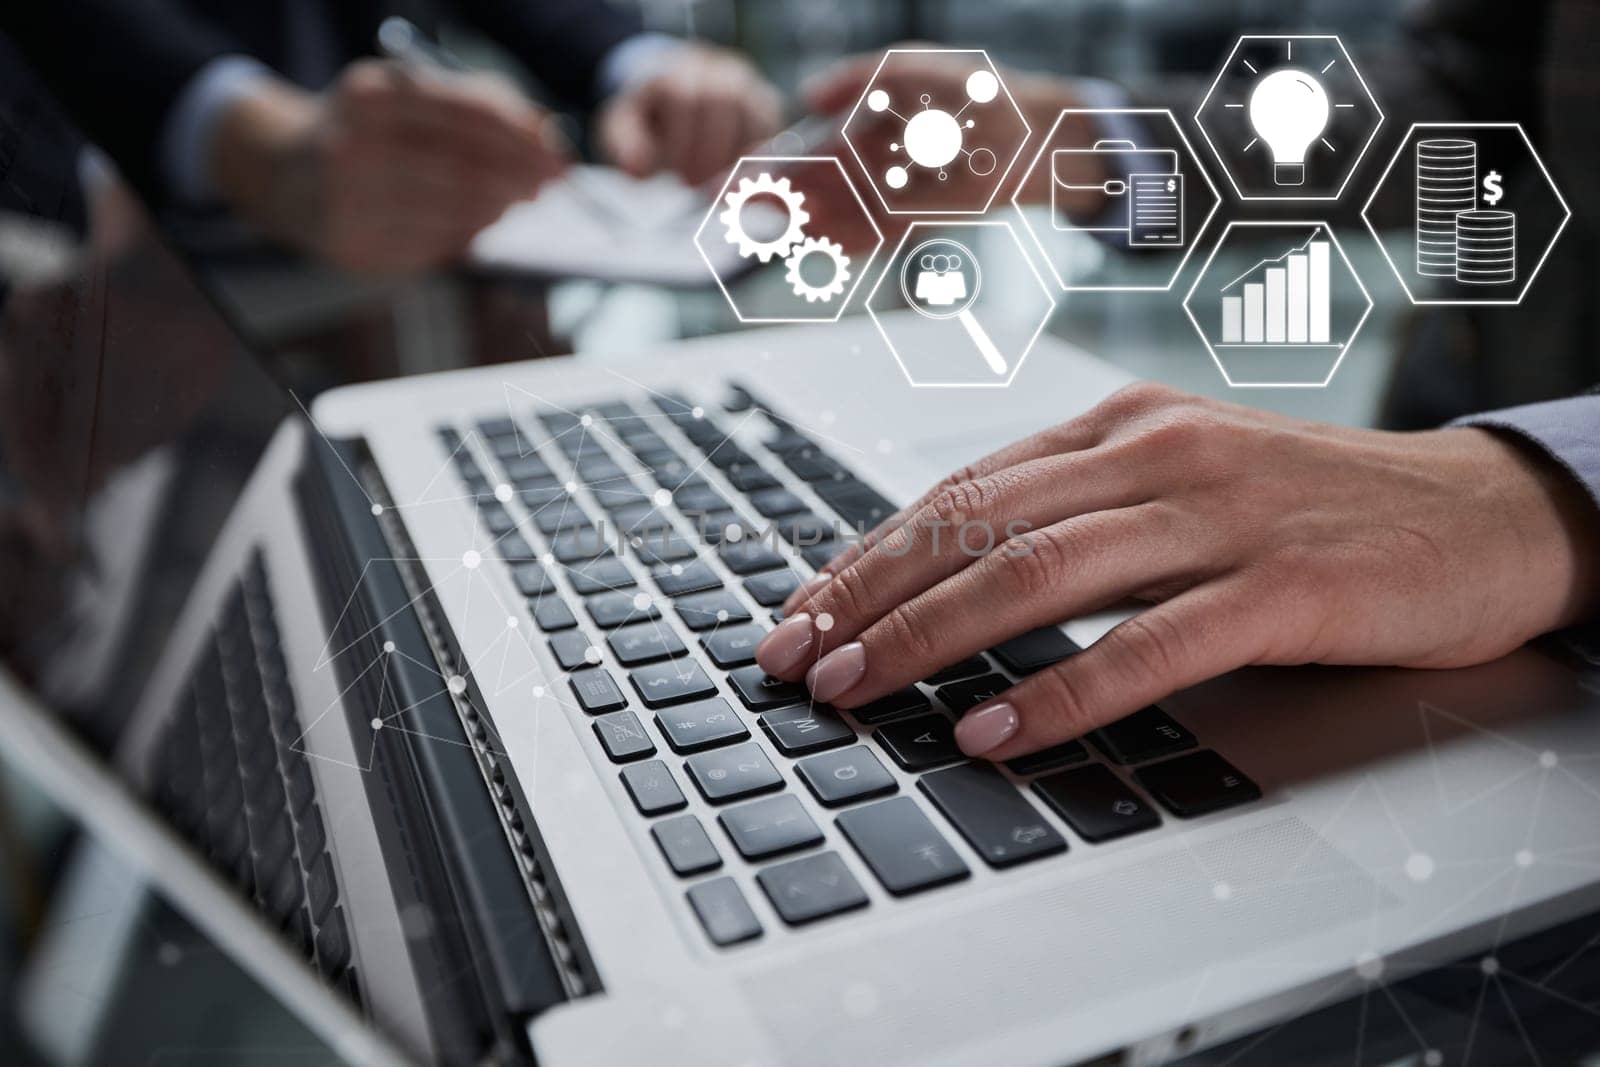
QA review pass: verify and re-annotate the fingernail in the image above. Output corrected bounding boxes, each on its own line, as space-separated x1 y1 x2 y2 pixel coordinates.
755 612 816 676
806 642 866 703
955 702 1020 757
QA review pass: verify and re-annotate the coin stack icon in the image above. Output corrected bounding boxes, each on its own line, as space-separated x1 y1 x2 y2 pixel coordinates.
1415 139 1477 278
1453 209 1516 285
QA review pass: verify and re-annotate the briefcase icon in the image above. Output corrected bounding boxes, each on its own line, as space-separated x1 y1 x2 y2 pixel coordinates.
1052 140 1184 248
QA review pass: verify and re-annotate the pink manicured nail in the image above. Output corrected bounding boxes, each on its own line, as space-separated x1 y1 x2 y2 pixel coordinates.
955 702 1020 756
755 612 816 676
806 642 866 703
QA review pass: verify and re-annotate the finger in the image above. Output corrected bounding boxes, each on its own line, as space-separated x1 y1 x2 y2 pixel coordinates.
779 418 1105 615
661 76 704 179
954 578 1270 761
794 503 1213 705
686 92 740 186
760 450 1154 679
599 96 658 177
801 54 881 115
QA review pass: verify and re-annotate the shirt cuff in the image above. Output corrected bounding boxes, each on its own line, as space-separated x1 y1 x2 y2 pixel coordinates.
161 55 276 204
1452 395 1600 515
596 33 685 99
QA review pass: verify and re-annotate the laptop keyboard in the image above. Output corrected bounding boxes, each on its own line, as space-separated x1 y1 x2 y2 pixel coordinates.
438 386 1259 948
148 552 357 1000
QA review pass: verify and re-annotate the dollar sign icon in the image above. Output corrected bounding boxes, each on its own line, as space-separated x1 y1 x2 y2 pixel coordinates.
1482 170 1504 206
1167 178 1176 193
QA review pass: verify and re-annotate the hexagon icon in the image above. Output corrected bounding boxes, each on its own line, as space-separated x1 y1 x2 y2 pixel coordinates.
866 221 1056 388
1011 108 1220 291
1183 222 1373 388
1361 123 1572 306
1195 35 1383 202
695 156 882 323
842 49 1030 215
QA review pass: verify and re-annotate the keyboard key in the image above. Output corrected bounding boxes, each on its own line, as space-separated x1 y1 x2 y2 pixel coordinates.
919 764 1066 868
652 560 722 597
700 622 767 668
1004 741 1088 777
725 465 781 493
761 705 856 757
797 747 898 807
837 797 969 895
629 660 718 707
586 590 659 629
532 506 594 536
775 512 835 547
631 531 697 566
743 570 801 607
529 596 577 632
1033 763 1161 842
691 510 744 544
510 562 555 598
783 450 846 482
748 487 808 518
501 455 552 482
876 715 963 772
675 589 751 631
550 631 598 672
814 481 895 528
674 484 729 514
925 656 991 685
704 441 753 469
498 532 541 565
655 698 750 754
685 742 783 803
1089 707 1196 765
728 666 806 711
757 852 868 926
990 627 1080 675
801 540 841 571
593 711 654 762
718 539 785 575
651 814 721 876
570 670 627 714
718 795 823 860
934 673 1011 714
851 687 930 725
477 502 517 534
607 622 687 666
1134 750 1260 818
620 760 687 815
550 528 612 563
687 877 762 947
567 556 635 596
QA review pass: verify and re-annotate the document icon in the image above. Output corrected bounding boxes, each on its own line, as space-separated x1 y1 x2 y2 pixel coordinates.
1051 140 1185 249
1129 173 1183 247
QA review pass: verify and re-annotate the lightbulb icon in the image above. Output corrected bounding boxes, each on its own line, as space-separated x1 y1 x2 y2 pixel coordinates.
1248 69 1330 187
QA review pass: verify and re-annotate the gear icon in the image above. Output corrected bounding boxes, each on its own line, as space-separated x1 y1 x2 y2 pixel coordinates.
720 173 809 262
784 237 851 303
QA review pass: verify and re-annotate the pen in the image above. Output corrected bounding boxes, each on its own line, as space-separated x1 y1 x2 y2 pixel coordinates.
375 16 625 227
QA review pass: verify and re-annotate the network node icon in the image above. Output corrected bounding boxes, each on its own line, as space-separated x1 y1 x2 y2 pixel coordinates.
867 69 1000 189
843 49 1030 215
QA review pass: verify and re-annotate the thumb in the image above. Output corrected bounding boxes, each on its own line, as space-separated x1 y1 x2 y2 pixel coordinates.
598 93 658 178
802 55 878 116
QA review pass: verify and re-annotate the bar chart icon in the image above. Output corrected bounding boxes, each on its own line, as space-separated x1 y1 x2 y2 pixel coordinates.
1217 234 1338 349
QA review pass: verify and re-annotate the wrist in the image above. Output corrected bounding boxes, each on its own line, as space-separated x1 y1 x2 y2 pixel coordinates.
211 81 318 227
1456 426 1600 632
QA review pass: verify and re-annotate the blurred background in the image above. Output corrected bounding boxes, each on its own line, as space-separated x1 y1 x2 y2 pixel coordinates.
3 1 1591 1064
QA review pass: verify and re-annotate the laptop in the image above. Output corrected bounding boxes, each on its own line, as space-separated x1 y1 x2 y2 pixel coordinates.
8 200 1600 1067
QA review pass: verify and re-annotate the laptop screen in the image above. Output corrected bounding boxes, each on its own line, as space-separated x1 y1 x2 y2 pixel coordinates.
0 185 295 753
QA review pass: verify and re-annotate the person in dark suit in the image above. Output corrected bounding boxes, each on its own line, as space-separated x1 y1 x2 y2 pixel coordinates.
1 1 781 270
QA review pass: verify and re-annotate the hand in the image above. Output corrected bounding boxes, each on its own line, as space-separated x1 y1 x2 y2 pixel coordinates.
213 60 569 271
755 384 1600 761
598 43 781 186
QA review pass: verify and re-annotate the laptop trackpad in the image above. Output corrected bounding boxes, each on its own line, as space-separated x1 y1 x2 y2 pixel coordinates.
745 816 1388 1063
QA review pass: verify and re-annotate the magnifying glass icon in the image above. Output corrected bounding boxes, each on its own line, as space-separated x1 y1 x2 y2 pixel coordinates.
899 239 1007 375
